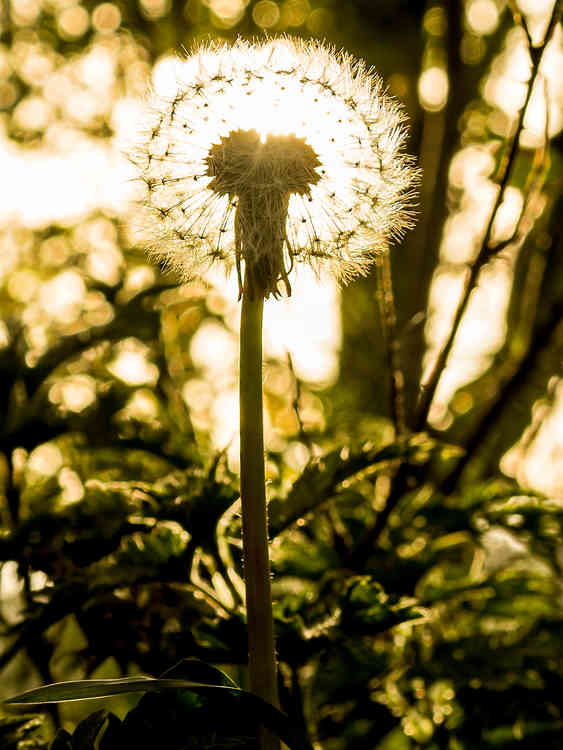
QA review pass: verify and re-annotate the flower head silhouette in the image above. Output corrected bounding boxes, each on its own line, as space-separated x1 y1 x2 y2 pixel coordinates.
130 37 417 299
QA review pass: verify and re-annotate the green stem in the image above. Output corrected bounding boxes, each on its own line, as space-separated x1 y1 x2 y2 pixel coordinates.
239 273 280 750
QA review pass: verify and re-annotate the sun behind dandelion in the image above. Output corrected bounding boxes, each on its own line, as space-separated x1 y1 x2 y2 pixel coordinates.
130 37 417 298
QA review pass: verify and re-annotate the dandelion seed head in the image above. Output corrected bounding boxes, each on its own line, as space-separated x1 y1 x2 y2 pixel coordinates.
129 37 418 297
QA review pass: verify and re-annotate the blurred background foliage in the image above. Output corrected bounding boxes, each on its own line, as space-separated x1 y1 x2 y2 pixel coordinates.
1 0 563 748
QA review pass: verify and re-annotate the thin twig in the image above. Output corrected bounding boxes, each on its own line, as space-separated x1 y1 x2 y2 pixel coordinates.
507 0 534 50
415 3 561 430
440 204 563 492
493 77 552 254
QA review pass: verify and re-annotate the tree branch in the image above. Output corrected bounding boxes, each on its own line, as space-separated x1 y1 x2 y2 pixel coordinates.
415 3 561 429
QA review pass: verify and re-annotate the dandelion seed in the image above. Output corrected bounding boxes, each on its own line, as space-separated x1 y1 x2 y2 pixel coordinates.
129 37 418 299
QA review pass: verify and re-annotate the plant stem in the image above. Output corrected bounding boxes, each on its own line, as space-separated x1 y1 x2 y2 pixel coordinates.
375 251 406 435
239 272 280 750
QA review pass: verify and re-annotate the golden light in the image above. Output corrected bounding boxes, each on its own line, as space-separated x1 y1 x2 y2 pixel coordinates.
39 269 86 323
263 269 340 386
58 467 85 506
207 0 247 26
280 0 309 27
306 8 334 35
86 245 123 286
418 67 449 112
7 269 40 303
13 95 51 132
483 24 563 146
502 379 563 494
124 388 160 419
466 0 499 36
425 261 512 428
49 374 97 413
448 146 495 190
0 321 10 349
423 5 446 36
10 0 41 26
107 339 159 386
27 443 64 476
190 320 238 379
252 0 280 28
139 0 171 20
182 378 214 414
491 186 523 244
57 5 90 40
92 2 122 32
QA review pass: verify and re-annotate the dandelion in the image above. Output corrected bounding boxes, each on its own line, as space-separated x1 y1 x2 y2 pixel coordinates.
129 37 417 750
130 37 417 299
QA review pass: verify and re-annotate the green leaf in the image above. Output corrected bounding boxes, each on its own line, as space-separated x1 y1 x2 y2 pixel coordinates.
4 659 313 750
4 676 240 705
70 710 108 750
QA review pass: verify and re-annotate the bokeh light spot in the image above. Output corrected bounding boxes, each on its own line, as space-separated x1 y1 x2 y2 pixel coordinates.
418 67 449 111
182 378 214 412
190 321 237 377
306 7 334 35
58 467 85 506
423 5 446 36
466 0 499 36
0 81 18 110
57 5 90 40
27 444 63 476
108 339 159 386
13 95 51 132
10 0 41 26
208 0 246 27
280 0 309 27
39 270 86 323
252 0 280 28
139 0 171 20
92 2 122 32
0 321 10 349
7 269 40 302
49 374 97 413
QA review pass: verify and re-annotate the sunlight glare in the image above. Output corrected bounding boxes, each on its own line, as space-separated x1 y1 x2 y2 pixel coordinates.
190 320 238 381
425 261 511 427
49 374 97 413
27 443 63 476
39 269 86 323
502 379 563 496
466 0 499 36
418 67 449 112
107 339 159 386
58 467 85 506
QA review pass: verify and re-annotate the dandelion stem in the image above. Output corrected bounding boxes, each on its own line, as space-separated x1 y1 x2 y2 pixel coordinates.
376 251 406 436
239 271 280 750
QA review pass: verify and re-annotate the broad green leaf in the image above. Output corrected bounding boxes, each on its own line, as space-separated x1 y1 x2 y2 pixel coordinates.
4 676 241 704
4 661 313 750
